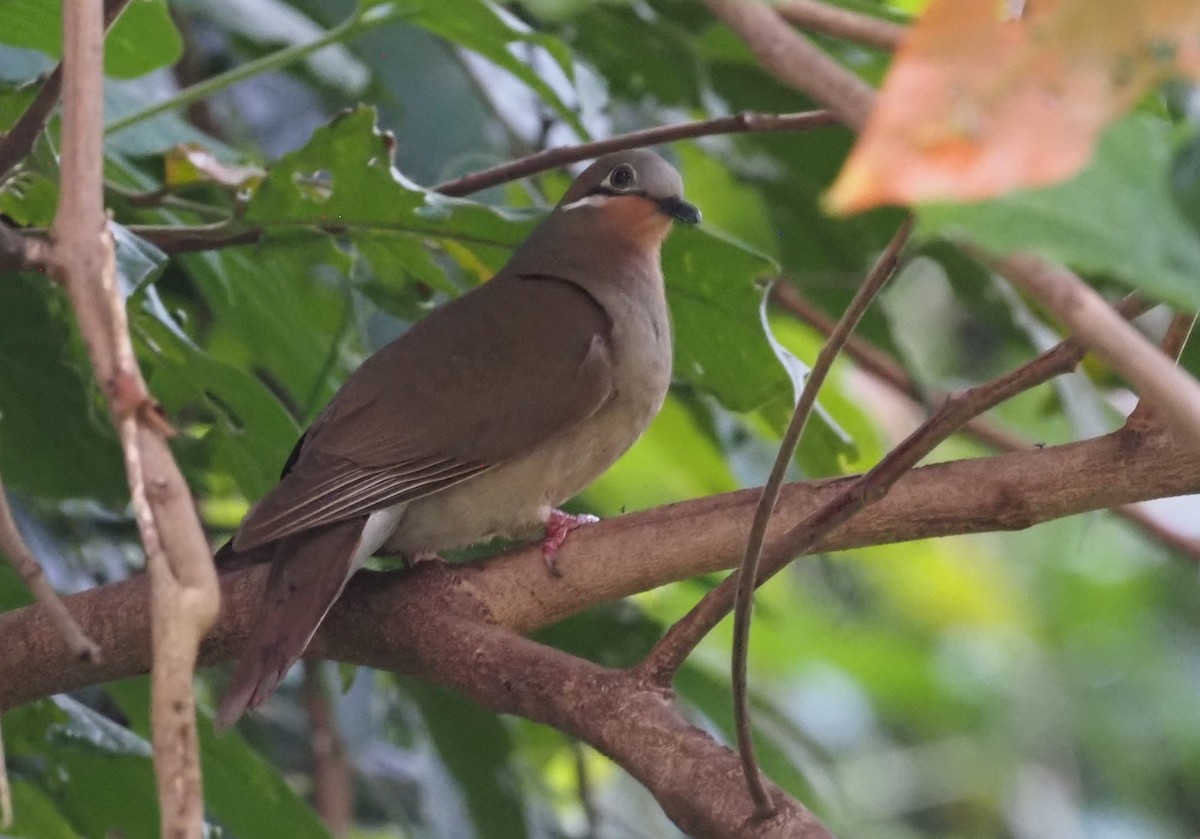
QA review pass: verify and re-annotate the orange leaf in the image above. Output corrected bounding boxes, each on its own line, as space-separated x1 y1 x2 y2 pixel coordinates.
827 0 1200 214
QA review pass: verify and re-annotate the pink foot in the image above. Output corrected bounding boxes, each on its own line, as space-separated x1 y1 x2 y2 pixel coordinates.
541 509 599 577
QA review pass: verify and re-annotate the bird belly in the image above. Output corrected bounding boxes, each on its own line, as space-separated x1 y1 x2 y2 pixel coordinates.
383 402 636 553
386 281 671 557
386 377 665 555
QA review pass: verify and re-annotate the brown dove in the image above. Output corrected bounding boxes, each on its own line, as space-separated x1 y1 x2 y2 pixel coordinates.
214 149 700 729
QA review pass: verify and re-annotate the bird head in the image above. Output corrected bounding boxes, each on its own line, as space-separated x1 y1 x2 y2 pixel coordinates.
556 150 701 247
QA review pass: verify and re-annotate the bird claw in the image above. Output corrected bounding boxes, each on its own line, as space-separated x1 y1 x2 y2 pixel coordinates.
541 509 599 576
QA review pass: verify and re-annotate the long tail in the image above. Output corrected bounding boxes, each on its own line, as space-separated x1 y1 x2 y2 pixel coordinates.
216 516 367 731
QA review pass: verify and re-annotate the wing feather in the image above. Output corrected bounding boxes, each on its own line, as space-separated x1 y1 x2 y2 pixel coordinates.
232 274 615 550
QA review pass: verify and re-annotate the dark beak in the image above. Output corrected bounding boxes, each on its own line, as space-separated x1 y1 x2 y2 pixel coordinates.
657 195 701 225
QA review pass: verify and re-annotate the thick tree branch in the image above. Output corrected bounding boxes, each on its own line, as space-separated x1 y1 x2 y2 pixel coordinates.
703 0 874 130
777 0 905 50
1 427 1197 834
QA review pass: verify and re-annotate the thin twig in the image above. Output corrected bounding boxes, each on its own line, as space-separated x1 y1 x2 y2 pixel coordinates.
774 286 1200 562
433 110 837 196
1159 313 1196 361
0 220 51 273
13 111 839 258
0 716 10 830
1117 504 1200 558
0 68 63 184
993 253 1200 451
771 283 913 392
638 294 1150 682
120 223 262 253
105 182 233 220
0 0 132 182
731 217 912 815
703 0 874 130
1126 312 1197 430
777 0 906 50
572 740 600 839
302 663 353 837
0 476 100 661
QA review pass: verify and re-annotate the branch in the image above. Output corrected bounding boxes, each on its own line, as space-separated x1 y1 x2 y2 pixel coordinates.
731 217 912 814
772 282 913 393
1125 312 1196 430
49 1 219 836
0 476 99 661
0 0 131 182
773 285 1200 563
994 253 1200 451
302 664 352 837
5 426 1190 705
703 0 874 130
776 0 905 51
0 221 50 275
638 294 1151 680
0 718 9 831
123 222 263 254
433 110 837 196
1 426 1198 833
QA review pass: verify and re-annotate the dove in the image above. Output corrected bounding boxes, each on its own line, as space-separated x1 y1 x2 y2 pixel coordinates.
215 149 700 729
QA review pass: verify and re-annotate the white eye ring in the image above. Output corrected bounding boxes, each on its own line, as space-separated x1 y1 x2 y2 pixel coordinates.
604 164 637 191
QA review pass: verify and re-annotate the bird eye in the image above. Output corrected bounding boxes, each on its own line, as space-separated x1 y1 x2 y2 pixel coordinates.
606 164 637 191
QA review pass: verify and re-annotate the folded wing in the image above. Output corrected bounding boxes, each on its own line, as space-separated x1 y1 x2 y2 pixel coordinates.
233 275 615 551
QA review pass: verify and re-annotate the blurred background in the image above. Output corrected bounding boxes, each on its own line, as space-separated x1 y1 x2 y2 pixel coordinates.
2 0 1200 837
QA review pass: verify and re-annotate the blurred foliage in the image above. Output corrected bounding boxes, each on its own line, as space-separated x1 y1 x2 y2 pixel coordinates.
1 0 1200 838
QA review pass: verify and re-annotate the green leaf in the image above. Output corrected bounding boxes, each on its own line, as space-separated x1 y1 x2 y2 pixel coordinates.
6 781 79 839
546 2 701 106
108 225 296 501
0 170 59 226
350 232 458 321
533 601 663 668
0 273 126 501
584 393 738 512
244 105 532 248
104 0 183 78
180 0 370 93
665 225 794 412
105 77 237 156
107 678 333 839
180 235 359 425
383 0 586 138
3 698 161 839
0 0 182 79
1170 127 1200 239
918 114 1200 309
674 664 828 805
403 680 530 839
